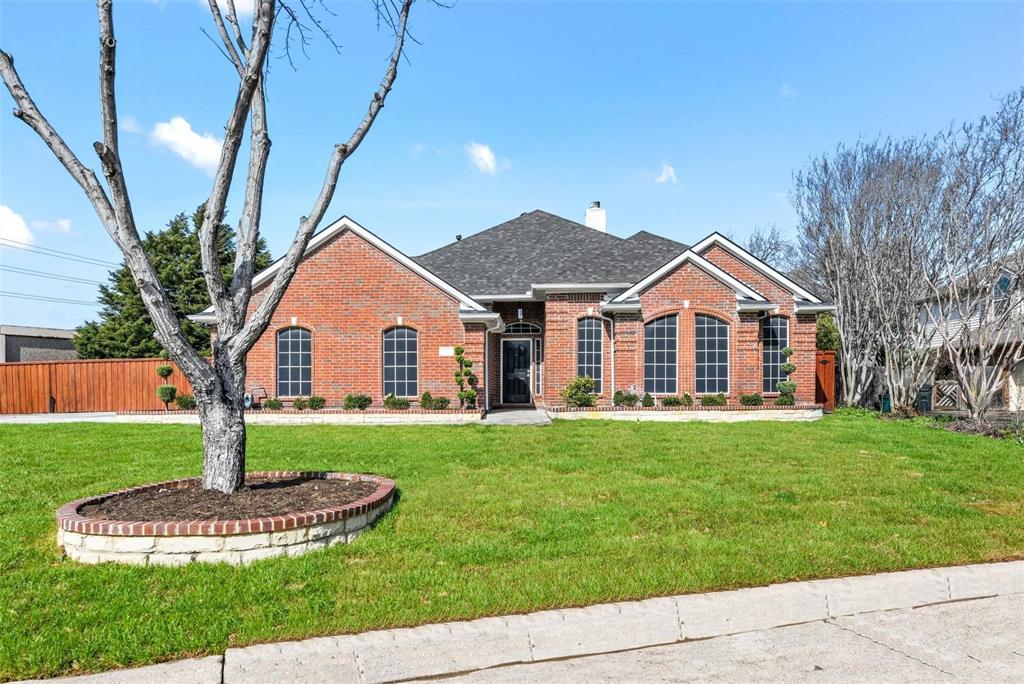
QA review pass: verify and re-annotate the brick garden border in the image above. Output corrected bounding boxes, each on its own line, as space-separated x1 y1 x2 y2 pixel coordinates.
56 471 395 565
546 403 823 413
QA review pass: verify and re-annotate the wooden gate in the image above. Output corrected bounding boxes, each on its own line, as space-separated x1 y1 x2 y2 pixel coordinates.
815 350 836 412
0 358 192 414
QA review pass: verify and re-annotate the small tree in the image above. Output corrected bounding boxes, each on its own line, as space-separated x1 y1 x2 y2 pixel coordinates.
157 385 177 412
776 347 797 406
453 346 479 408
155 364 173 381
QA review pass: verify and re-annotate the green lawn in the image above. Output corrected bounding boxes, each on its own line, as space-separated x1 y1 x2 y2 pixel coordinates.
1 414 1023 680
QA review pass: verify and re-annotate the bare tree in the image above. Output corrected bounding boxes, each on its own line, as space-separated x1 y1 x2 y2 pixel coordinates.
924 89 1024 420
0 0 417 493
744 224 798 271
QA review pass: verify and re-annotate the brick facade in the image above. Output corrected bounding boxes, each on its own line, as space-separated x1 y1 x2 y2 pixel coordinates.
231 225 822 410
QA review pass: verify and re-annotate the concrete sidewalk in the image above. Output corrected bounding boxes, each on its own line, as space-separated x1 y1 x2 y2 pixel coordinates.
27 560 1023 683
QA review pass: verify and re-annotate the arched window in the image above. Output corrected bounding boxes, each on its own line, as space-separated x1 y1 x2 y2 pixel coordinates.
577 317 603 393
762 316 789 393
695 314 729 394
276 327 311 397
505 321 542 334
382 327 418 398
644 314 678 394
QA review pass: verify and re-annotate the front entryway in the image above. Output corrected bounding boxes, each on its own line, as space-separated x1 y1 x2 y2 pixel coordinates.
502 339 532 404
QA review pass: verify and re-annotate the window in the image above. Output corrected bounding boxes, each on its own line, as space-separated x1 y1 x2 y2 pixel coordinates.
644 315 678 394
762 316 789 393
276 327 311 397
382 327 418 397
534 338 544 395
576 317 603 393
506 321 542 334
995 274 1012 313
695 314 729 394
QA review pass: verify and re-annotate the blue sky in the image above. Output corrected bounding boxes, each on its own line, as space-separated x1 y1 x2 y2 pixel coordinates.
1 0 1022 328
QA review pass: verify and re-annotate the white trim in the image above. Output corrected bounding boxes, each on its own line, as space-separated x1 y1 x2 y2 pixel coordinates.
0 325 76 338
499 337 534 405
611 250 767 304
190 216 486 323
459 311 505 331
691 232 823 304
794 302 837 314
737 301 780 312
472 283 632 302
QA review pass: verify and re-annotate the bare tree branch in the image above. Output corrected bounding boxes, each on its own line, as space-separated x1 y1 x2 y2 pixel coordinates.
232 0 413 356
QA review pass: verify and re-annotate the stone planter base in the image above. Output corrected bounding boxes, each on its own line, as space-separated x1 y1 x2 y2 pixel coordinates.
551 407 823 422
56 471 395 566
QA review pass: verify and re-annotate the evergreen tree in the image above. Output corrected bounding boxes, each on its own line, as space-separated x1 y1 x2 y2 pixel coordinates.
75 207 271 358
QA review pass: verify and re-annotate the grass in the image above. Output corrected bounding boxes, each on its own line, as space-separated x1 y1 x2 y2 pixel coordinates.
2 413 1023 680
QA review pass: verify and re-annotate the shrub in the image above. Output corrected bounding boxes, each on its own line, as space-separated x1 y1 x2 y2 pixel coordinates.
292 396 309 411
457 389 477 409
660 395 684 407
384 394 411 410
263 397 284 410
641 392 655 407
430 397 451 410
780 362 797 375
343 394 372 410
308 395 326 410
681 393 694 407
776 380 797 396
158 349 169 361
156 384 177 411
420 391 434 408
155 364 173 380
739 392 763 406
699 393 727 407
613 390 638 407
174 394 196 410
781 346 794 358
775 394 795 406
561 376 597 408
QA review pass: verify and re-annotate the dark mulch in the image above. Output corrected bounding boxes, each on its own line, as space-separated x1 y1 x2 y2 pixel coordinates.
79 477 381 521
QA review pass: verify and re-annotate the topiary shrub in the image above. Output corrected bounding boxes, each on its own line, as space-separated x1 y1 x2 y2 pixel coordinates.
661 395 684 407
613 390 639 407
681 393 694 407
292 396 309 411
699 393 727 407
453 346 480 408
308 395 326 410
343 393 372 410
384 393 411 410
174 394 196 410
457 389 477 409
776 380 797 395
155 364 173 380
776 347 798 405
780 362 797 375
775 394 795 406
263 397 284 410
739 392 763 406
156 384 177 411
641 392 655 407
561 376 597 408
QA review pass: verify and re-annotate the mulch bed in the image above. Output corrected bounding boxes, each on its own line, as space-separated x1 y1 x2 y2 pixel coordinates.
79 477 380 522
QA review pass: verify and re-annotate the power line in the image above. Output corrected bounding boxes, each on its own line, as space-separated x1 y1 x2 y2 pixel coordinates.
0 265 104 286
0 290 98 306
0 237 120 268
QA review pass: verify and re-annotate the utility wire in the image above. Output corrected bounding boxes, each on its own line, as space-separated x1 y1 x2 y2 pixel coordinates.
0 290 98 306
0 237 120 268
0 264 104 286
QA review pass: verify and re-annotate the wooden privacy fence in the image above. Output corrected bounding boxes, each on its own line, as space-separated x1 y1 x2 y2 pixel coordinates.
815 350 837 412
0 358 193 414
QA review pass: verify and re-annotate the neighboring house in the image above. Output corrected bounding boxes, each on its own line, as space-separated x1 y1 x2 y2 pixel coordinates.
0 325 76 363
191 205 833 409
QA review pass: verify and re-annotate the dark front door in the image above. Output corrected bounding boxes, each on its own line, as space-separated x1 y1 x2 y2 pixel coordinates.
502 340 531 404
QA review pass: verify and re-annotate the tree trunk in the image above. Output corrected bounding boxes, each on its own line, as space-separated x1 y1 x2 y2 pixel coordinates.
197 354 248 494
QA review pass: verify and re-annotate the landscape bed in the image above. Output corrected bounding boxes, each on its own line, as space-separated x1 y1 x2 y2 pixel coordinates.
2 413 1023 679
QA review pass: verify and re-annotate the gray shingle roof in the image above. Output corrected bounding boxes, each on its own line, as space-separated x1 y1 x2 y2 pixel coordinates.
414 210 688 296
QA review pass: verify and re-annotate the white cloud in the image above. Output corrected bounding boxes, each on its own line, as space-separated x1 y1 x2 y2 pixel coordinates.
151 116 223 175
120 115 141 134
779 82 799 98
30 218 73 235
411 142 425 158
203 0 254 17
655 162 678 185
0 205 34 245
465 142 498 175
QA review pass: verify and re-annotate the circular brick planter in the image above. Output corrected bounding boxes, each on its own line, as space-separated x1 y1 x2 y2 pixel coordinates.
56 471 395 566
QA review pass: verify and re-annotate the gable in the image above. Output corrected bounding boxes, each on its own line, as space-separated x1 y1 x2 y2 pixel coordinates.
691 233 822 304
610 249 766 305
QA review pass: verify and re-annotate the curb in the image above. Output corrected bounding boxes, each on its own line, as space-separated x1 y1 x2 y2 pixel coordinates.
28 560 1024 683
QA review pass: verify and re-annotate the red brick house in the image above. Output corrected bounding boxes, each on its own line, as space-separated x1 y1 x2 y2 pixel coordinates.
191 205 833 409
